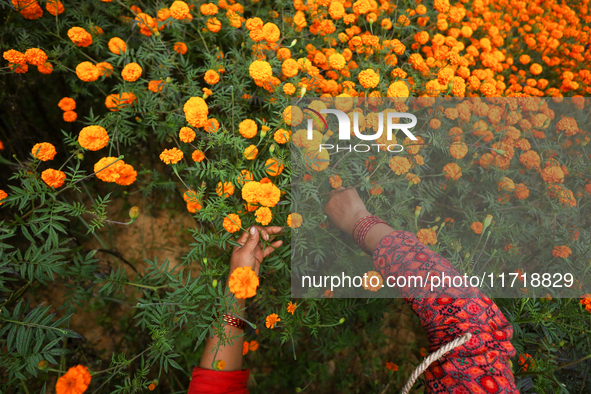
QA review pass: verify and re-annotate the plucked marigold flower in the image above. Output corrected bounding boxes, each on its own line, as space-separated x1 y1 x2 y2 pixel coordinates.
287 213 302 228
173 42 188 55
94 157 123 182
24 48 47 66
274 129 290 144
121 62 142 82
442 163 462 181
287 302 297 314
552 246 572 258
31 142 57 161
329 175 342 189
471 222 483 234
229 266 259 299
67 27 93 47
417 228 437 245
108 37 127 55
358 69 380 89
204 70 220 84
192 150 205 162
170 1 190 20
0 190 8 206
239 119 258 139
541 166 564 184
223 213 242 233
265 313 280 329
160 147 183 164
41 169 66 188
244 145 258 160
55 365 91 394
148 80 164 93
79 126 109 151
46 0 64 15
179 127 196 143
249 60 272 82
217 181 235 198
76 62 99 82
255 206 272 225
183 97 209 128
264 158 284 176
389 156 411 175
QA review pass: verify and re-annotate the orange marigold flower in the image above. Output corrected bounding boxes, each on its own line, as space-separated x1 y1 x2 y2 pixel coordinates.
519 150 541 170
55 365 91 394
442 163 462 180
200 3 218 15
204 118 219 133
216 360 226 370
514 183 529 200
105 92 136 111
529 63 543 76
239 119 258 139
173 42 188 55
363 271 383 291
121 62 142 82
3 49 26 66
449 142 468 159
76 62 99 82
184 190 202 212
24 48 47 66
518 354 534 372
192 150 205 162
97 62 113 77
235 170 253 187
170 1 190 20
386 362 399 371
498 176 515 192
67 27 92 47
79 126 109 151
541 166 564 184
217 181 235 198
242 341 249 355
37 62 53 74
179 127 196 143
223 213 242 233
556 117 579 137
249 340 259 351
108 37 127 55
329 175 342 189
46 0 64 15
0 190 7 206
265 313 280 329
160 147 183 164
552 246 572 258
148 80 164 93
41 168 66 188
148 383 156 391
229 266 259 299
287 302 297 314
249 60 272 82
358 69 380 89
94 157 124 182
31 142 57 161
471 222 483 234
204 70 220 84
115 163 137 186
274 129 291 144
387 80 410 98
244 145 258 160
287 213 302 228
416 228 437 245
255 206 272 225
264 158 284 176
207 17 222 32
184 97 209 128
389 156 411 175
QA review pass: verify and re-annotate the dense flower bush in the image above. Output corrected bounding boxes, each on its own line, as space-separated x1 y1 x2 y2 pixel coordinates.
1 0 591 392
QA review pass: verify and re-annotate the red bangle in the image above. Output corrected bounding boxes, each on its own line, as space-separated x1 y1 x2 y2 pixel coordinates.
352 215 388 255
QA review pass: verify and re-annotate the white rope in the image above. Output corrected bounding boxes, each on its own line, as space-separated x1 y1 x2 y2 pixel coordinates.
400 332 472 394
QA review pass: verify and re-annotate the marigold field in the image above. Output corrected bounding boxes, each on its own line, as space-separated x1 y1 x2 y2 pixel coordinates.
1 0 591 392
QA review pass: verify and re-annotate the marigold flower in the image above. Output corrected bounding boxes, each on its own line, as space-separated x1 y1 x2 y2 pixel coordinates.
249 60 272 82
206 17 221 32
216 360 226 370
442 163 462 180
274 129 291 144
46 0 64 15
41 168 66 188
204 69 220 85
170 0 190 20
389 156 411 175
173 42 188 55
530 63 543 76
518 354 534 372
288 213 302 228
97 62 113 77
76 62 99 82
386 362 398 371
24 48 47 66
306 150 330 172
105 92 136 111
148 80 164 93
358 69 380 89
363 271 383 292
541 166 564 184
217 181 234 198
498 176 515 192
158 148 183 164
229 266 259 299
94 157 124 182
55 365 91 394
121 62 142 82
519 150 541 170
329 175 342 189
3 49 26 66
108 37 127 55
223 213 242 233
239 119 257 139
287 302 297 314
244 145 258 160
387 80 410 98
417 228 437 245
254 206 272 225
68 27 92 47
32 142 57 161
265 313 280 329
116 163 137 186
264 158 284 176
184 97 209 128
449 142 468 159
148 383 156 391
12 0 43 19
179 127 196 143
249 340 258 351
513 183 529 200
471 222 483 234
0 189 7 206
552 246 572 258
242 342 249 355
328 53 346 70
79 126 109 151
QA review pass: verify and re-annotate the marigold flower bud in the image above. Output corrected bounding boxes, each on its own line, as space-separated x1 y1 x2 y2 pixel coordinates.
435 217 441 222
203 258 208 265
77 153 84 160
38 360 48 370
129 206 139 220
290 39 297 47
212 279 218 288
464 252 470 259
339 317 345 324
483 214 493 230
269 144 275 153
414 206 421 217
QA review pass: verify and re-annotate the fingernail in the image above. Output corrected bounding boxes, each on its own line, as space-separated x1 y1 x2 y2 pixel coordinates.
250 226 256 235
264 233 269 240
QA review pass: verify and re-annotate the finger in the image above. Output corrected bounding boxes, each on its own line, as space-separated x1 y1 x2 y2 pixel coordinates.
262 226 284 236
262 240 283 258
249 225 269 241
243 226 260 252
235 230 250 247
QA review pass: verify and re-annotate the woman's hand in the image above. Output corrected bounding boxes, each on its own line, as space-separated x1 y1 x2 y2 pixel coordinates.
324 186 371 237
230 225 283 276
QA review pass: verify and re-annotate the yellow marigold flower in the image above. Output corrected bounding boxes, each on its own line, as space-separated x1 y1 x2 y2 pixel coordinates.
160 147 183 164
329 175 342 189
170 1 190 20
287 302 297 314
282 58 299 78
283 106 303 127
449 142 468 159
183 97 209 128
471 222 483 234
244 145 258 160
41 168 66 188
239 119 258 139
67 27 92 47
192 150 205 162
387 80 409 98
229 266 259 299
442 162 462 180
173 42 188 55
46 0 64 15
358 69 380 89
0 189 7 206
204 70 220 84
283 83 296 95
55 365 91 394
265 313 280 329
121 62 142 82
223 213 241 233
79 126 109 151
416 228 437 245
217 181 235 198
179 127 196 143
31 142 57 161
264 158 284 176
249 60 272 82
406 173 420 184
288 213 302 228
24 48 47 66
108 37 127 55
552 246 571 258
262 22 280 43
255 206 272 225
148 80 164 93
363 271 383 292
76 62 99 82
274 129 291 144
541 166 564 184
328 53 346 70
388 156 411 175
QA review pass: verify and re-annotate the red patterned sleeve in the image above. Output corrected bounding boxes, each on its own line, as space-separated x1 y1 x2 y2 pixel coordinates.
373 231 518 394
187 367 249 394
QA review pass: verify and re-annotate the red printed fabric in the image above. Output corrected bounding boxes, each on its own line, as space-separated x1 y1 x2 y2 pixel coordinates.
187 367 249 394
373 231 518 394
